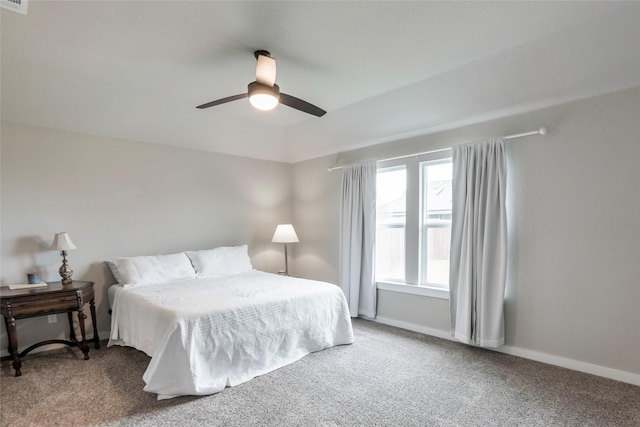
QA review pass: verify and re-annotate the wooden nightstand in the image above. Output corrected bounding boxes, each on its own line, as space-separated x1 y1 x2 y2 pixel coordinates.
0 280 99 377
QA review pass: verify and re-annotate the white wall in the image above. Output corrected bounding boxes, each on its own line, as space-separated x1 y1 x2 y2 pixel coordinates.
292 87 640 382
291 156 342 281
1 122 293 352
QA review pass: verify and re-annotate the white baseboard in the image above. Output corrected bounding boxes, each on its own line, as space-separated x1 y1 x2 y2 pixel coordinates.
373 316 640 387
0 329 111 358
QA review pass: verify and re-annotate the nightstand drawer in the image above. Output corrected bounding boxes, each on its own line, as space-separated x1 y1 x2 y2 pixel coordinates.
7 295 79 317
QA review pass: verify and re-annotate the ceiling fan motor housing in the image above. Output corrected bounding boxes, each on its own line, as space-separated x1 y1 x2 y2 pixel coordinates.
254 50 271 59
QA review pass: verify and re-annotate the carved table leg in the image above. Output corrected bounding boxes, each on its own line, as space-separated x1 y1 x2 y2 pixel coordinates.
89 299 100 349
76 309 90 360
3 316 14 355
6 316 22 376
67 311 77 343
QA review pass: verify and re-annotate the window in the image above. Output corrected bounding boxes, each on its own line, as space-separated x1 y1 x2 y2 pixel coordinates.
419 160 452 289
375 166 406 282
375 155 452 293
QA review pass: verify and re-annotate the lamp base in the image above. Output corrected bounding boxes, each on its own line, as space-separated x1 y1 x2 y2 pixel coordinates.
59 251 73 285
283 243 289 276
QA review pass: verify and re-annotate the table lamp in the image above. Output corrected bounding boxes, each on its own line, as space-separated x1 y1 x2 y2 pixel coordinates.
271 224 299 276
51 232 77 285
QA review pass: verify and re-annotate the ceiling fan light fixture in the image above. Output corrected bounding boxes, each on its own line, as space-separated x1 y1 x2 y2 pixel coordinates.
248 82 280 111
250 93 278 111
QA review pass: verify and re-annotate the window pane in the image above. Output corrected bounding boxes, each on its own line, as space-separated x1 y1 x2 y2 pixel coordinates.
423 162 452 224
425 227 451 286
376 167 406 281
420 161 452 288
375 226 405 280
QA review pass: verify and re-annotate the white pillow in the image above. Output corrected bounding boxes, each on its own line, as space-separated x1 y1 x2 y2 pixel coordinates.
113 252 196 287
186 245 253 278
105 261 123 284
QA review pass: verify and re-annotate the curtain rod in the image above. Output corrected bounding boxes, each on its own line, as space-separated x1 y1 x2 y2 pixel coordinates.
327 126 548 171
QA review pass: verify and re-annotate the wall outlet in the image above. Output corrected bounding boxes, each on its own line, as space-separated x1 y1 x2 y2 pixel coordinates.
47 314 57 323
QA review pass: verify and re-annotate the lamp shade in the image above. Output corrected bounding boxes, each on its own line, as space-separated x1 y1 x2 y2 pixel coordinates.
51 232 77 251
271 224 299 243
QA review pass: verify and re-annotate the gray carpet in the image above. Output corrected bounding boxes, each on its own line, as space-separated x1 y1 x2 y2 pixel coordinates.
1 319 638 427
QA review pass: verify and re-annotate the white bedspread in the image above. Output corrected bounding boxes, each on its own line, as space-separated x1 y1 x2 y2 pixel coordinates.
108 270 354 399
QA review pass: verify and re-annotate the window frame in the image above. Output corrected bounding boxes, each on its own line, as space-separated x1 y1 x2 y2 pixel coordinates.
375 151 452 299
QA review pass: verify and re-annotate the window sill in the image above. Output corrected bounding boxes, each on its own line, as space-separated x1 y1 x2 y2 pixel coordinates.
376 281 449 300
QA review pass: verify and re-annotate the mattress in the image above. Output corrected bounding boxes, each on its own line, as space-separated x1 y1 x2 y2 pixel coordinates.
107 270 354 399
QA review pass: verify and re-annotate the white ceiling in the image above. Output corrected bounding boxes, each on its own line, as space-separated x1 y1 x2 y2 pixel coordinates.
2 1 639 163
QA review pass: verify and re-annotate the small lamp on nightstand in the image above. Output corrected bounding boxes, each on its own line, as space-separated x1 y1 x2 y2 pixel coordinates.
271 224 299 276
51 232 77 285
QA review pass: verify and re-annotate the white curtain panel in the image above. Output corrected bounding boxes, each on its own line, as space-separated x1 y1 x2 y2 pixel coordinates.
450 138 507 348
339 162 377 318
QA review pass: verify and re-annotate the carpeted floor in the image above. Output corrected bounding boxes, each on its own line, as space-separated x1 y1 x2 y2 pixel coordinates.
1 319 638 426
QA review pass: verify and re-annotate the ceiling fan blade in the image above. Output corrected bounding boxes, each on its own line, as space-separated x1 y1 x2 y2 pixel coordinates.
196 93 247 109
256 54 276 87
279 93 326 117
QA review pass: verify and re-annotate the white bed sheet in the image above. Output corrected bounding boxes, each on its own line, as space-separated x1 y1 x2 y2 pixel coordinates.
108 270 354 399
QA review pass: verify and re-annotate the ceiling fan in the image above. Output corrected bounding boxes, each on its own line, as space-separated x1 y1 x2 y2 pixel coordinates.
196 50 326 117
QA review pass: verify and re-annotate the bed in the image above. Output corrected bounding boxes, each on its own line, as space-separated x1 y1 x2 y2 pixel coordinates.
107 245 354 400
